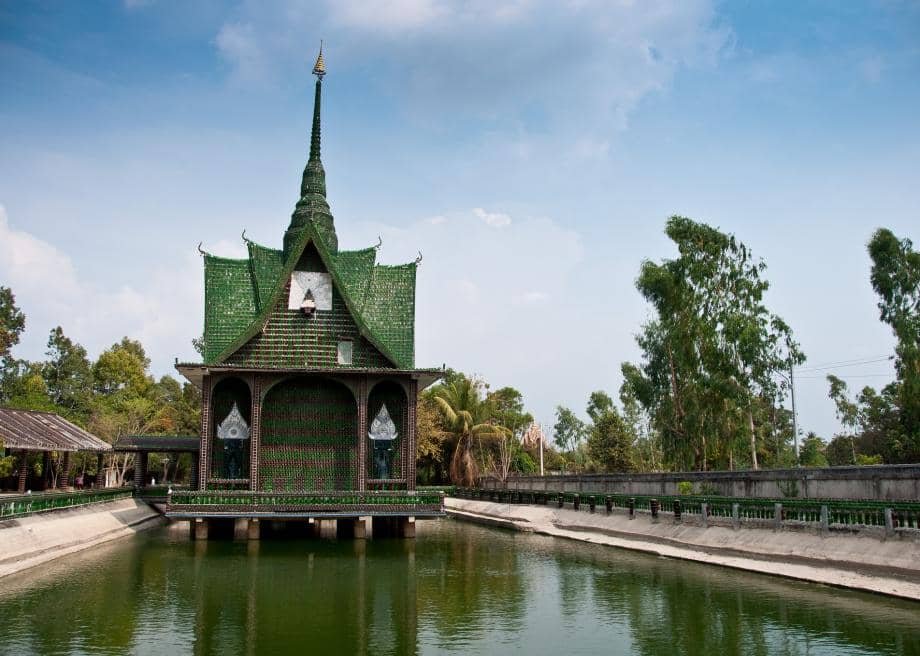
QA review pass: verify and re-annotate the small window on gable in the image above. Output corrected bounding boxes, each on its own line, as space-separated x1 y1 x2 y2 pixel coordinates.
337 340 354 365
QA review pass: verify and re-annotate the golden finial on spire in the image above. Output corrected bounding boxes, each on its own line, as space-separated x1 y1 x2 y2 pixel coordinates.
312 41 325 78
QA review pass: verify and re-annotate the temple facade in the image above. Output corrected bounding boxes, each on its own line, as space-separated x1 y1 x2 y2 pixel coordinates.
169 50 442 533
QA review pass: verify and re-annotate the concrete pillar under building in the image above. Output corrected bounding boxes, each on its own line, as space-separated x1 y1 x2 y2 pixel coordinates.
234 518 249 540
247 518 261 540
17 451 28 493
400 516 416 539
194 518 209 541
355 516 369 539
317 518 338 539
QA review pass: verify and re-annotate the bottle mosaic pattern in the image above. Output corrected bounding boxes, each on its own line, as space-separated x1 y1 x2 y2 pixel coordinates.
260 378 357 491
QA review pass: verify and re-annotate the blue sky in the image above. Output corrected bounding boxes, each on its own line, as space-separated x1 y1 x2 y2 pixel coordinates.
1 0 918 442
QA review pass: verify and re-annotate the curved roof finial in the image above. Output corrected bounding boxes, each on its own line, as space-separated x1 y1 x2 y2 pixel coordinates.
242 229 252 245
415 251 423 266
375 235 383 250
197 242 207 257
313 40 326 78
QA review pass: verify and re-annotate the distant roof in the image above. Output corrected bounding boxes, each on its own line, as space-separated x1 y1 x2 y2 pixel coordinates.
0 408 112 453
114 435 200 453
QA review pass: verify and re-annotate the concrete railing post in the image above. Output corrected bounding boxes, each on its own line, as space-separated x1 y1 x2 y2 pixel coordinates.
774 503 783 530
589 496 596 513
628 497 635 520
557 494 564 509
605 496 613 513
884 508 894 537
820 505 829 533
700 503 708 529
673 499 681 522
650 499 659 522
573 494 581 511
732 503 740 530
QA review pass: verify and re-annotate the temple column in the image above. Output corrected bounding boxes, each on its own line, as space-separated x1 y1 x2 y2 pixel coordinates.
17 451 27 493
407 380 418 491
134 452 148 489
190 453 199 489
60 452 72 489
249 375 262 491
357 377 368 491
96 453 105 488
198 376 212 491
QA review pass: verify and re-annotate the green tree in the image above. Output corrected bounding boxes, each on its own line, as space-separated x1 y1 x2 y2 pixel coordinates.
798 432 828 468
416 394 449 485
0 286 25 359
586 409 635 472
432 376 504 486
622 216 804 471
826 435 856 466
486 386 533 439
42 326 93 421
552 406 586 454
586 390 614 424
868 227 920 458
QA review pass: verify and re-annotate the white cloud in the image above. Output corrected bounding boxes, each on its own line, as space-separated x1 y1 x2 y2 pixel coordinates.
329 0 449 32
473 207 512 228
211 1 730 151
215 22 270 84
426 215 448 225
0 206 202 373
513 291 549 305
351 207 586 422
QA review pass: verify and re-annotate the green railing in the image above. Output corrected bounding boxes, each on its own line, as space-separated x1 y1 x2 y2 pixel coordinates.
136 484 189 498
0 487 134 519
167 490 445 516
452 488 920 532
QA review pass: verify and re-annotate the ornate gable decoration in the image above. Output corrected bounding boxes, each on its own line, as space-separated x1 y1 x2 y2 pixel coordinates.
368 404 398 442
287 271 333 312
217 402 250 441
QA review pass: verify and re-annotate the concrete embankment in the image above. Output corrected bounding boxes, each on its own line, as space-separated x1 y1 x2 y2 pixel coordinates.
0 498 163 579
446 497 920 601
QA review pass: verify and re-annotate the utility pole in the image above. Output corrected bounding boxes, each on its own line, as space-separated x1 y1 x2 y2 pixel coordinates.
540 426 544 476
790 361 799 464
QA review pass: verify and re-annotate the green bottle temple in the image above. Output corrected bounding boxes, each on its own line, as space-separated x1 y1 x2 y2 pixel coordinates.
173 48 442 522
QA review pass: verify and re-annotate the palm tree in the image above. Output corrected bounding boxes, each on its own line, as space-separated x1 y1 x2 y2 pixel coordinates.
432 377 505 487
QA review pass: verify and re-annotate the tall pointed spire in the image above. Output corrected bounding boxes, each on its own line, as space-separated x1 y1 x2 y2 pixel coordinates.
285 43 338 257
308 42 325 165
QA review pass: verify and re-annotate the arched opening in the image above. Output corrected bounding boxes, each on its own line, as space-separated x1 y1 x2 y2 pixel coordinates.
260 376 357 491
367 380 408 486
210 377 251 482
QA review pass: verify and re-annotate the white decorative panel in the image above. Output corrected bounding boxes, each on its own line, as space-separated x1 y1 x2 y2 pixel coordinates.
287 271 332 311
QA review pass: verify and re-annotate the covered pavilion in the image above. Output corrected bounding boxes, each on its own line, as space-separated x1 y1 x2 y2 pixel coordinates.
113 435 201 489
0 408 111 493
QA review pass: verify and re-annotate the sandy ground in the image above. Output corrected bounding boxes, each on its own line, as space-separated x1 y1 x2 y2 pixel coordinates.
0 498 163 579
446 497 920 601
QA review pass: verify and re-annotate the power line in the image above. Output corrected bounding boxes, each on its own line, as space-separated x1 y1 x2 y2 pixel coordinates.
794 374 895 380
795 356 893 374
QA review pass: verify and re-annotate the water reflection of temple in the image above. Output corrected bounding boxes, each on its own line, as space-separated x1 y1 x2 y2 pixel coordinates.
167 48 442 537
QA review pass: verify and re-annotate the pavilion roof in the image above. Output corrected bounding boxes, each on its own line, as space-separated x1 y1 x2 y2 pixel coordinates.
114 435 200 453
0 408 112 453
